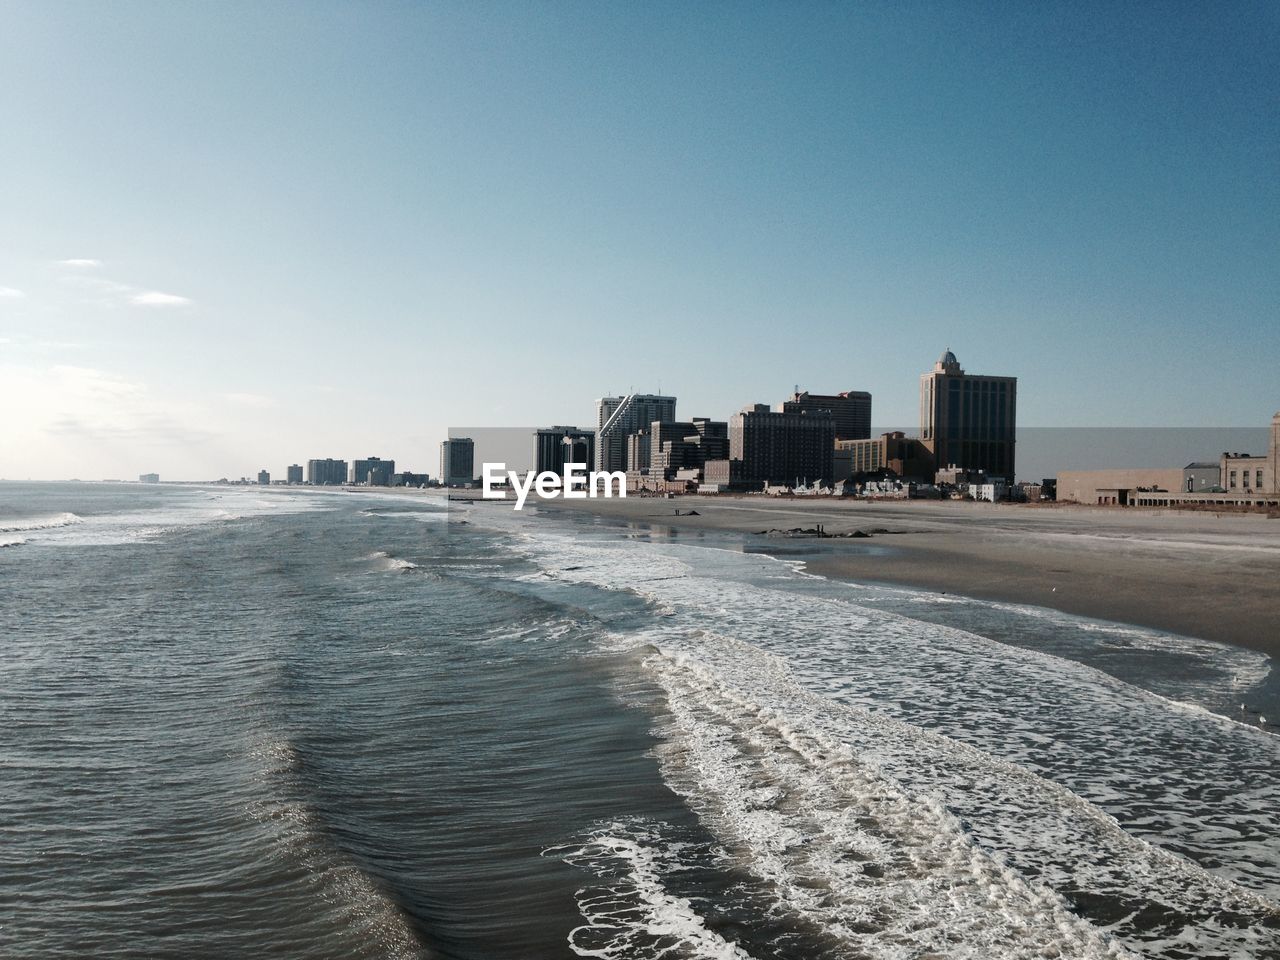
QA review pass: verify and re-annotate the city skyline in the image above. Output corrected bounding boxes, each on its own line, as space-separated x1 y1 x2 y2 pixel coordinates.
2 3 1277 481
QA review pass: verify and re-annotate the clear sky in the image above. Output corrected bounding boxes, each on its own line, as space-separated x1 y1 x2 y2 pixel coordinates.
1 1 1276 480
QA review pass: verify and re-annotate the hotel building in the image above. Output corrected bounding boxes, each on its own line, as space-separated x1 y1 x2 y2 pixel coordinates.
919 350 1017 481
595 394 677 473
729 404 835 486
439 438 475 487
534 426 595 476
781 390 872 441
351 457 395 486
306 458 348 486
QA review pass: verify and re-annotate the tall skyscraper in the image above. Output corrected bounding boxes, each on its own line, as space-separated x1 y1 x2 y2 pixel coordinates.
781 390 872 441
286 464 304 484
594 394 677 472
351 456 395 486
534 426 595 475
440 438 475 487
729 404 835 486
306 458 348 485
646 419 729 474
919 349 1017 480
257 470 270 485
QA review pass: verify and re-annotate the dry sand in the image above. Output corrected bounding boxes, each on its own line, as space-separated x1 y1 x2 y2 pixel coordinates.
519 494 1280 658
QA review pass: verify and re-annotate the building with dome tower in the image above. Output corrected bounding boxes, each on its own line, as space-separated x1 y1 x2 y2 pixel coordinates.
919 349 1017 482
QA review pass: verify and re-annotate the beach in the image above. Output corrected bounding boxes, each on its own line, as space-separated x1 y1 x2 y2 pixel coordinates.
528 494 1280 658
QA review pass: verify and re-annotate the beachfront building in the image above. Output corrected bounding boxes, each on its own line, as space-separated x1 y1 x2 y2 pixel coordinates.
1220 416 1277 494
1183 462 1220 492
391 471 431 487
780 390 872 441
534 426 595 476
257 470 270 486
626 429 651 472
595 394 677 473
286 464 304 484
627 418 730 486
139 473 159 483
834 431 934 482
351 457 395 486
655 418 729 473
729 404 835 487
919 350 1017 482
1058 414 1280 507
439 438 475 487
307 458 348 485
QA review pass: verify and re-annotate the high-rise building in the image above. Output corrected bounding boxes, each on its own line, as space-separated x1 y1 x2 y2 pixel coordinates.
534 426 595 475
351 456 395 486
835 432 934 480
729 404 835 486
440 438 475 487
646 419 729 474
595 394 677 472
257 470 270 486
781 390 872 441
286 464 304 484
626 429 652 472
919 350 1017 481
307 458 348 485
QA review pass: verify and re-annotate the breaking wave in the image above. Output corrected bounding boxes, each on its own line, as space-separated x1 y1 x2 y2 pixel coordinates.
503 525 1280 959
0 511 83 533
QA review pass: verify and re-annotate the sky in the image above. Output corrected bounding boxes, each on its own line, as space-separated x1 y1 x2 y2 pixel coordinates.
1 1 1276 481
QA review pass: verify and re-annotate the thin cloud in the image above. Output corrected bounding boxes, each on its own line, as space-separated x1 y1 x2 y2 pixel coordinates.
0 286 25 298
224 392 275 408
57 259 103 268
130 291 192 307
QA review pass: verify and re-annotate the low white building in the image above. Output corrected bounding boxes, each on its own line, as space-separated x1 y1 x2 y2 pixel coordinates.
970 480 1008 502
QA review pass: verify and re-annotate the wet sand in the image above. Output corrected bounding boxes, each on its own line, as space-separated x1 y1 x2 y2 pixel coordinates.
524 495 1280 658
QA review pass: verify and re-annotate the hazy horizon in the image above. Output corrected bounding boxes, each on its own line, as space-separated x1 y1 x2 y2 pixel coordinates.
2 3 1276 481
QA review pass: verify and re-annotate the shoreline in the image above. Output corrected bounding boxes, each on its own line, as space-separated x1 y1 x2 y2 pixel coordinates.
520 494 1280 660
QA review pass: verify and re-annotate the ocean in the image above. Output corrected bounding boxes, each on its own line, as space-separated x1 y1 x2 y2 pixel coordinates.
1 482 1277 959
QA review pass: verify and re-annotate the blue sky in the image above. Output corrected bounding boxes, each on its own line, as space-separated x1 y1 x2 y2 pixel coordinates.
1 2 1276 480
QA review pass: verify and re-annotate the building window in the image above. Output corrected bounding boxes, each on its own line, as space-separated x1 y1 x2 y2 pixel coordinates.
1244 471 1251 488
1258 470 1264 488
1229 470 1237 488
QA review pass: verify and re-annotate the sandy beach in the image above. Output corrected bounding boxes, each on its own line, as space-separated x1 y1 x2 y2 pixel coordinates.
514 494 1280 658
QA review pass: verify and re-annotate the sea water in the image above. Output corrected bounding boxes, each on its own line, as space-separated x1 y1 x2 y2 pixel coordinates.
1 483 1276 959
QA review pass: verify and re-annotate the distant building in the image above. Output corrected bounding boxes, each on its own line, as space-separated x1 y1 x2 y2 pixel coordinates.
286 464 304 484
257 470 270 486
440 438 475 487
595 394 677 473
1220 412 1280 495
1183 462 1220 493
648 419 729 475
535 426 595 475
970 480 1008 502
626 429 652 472
730 404 835 486
919 350 1017 481
139 473 159 484
307 458 348 485
781 390 872 441
835 432 934 481
351 456 395 486
1057 468 1188 505
392 472 431 487
1057 413 1280 506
